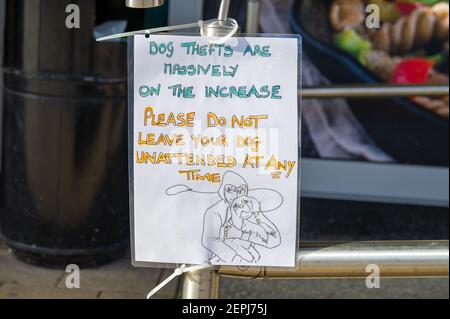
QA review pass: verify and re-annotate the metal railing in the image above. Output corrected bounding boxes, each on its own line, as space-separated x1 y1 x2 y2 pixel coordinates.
182 241 449 299
220 241 449 279
301 85 449 99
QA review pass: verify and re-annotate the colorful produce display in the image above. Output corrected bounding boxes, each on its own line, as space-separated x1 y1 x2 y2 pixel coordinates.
330 0 449 117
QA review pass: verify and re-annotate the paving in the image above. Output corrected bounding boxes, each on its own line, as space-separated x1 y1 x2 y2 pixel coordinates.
0 240 178 299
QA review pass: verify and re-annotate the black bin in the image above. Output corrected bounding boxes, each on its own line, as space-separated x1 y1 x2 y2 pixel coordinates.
0 0 129 267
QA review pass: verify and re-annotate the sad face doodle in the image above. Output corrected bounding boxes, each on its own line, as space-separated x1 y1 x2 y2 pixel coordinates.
231 196 255 221
224 184 248 204
230 196 278 240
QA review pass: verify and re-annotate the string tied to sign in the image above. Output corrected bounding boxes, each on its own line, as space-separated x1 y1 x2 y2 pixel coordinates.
146 263 214 299
96 18 239 45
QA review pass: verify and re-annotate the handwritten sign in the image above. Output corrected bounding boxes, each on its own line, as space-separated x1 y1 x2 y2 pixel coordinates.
132 35 300 267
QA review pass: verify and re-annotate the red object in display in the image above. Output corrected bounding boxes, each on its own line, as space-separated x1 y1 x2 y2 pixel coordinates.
396 2 426 16
391 58 434 84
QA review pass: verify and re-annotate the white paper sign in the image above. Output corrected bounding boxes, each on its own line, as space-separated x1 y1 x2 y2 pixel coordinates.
132 35 300 267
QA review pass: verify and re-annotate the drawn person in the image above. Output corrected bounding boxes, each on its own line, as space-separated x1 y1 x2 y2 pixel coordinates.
166 171 284 264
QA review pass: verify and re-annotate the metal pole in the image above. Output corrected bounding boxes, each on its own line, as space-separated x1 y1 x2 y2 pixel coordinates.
301 85 449 99
182 268 220 299
219 241 449 279
218 0 231 21
126 0 165 8
246 0 261 33
0 0 5 169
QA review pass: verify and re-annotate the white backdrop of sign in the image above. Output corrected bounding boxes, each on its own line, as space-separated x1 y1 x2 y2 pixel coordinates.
132 34 300 267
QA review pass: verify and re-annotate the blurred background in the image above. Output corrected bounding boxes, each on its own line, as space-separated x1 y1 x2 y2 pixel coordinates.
0 0 448 299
